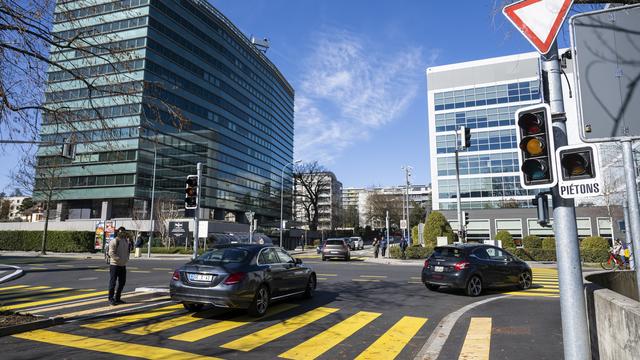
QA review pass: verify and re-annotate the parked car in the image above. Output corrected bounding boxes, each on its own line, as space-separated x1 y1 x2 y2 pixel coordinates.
170 244 316 317
421 244 532 297
321 238 351 261
349 236 364 250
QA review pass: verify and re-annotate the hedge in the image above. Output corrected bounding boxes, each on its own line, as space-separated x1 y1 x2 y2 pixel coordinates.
390 245 434 259
150 247 204 255
522 235 542 249
542 237 556 250
495 230 515 249
0 231 94 252
508 247 608 262
580 236 609 251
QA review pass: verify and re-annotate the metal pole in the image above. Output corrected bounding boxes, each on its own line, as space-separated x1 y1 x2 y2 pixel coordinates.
147 142 157 258
280 160 301 248
454 128 464 242
543 44 591 360
406 167 411 246
623 200 635 270
193 162 202 260
622 140 640 296
385 210 390 258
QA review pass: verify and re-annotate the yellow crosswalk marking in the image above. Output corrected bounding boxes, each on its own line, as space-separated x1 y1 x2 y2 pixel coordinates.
83 304 183 330
0 286 50 297
280 311 381 360
0 285 29 291
221 307 339 352
458 317 492 360
0 287 69 302
506 291 559 297
0 290 107 311
355 316 427 360
125 308 220 335
170 303 298 342
13 329 221 360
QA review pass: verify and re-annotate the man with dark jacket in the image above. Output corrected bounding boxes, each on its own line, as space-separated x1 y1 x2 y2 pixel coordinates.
108 227 131 305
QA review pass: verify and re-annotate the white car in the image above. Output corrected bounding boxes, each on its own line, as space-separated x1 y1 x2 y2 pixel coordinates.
349 237 364 250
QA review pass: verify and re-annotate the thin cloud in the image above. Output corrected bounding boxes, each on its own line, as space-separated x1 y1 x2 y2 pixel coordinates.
294 28 434 164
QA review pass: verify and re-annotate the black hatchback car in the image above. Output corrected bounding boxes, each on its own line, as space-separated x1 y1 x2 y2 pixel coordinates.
170 244 316 316
421 244 532 296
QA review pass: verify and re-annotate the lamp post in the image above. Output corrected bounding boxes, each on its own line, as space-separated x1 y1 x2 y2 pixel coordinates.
147 141 157 258
280 160 302 247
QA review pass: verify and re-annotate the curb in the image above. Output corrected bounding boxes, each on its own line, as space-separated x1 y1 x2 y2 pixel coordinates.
0 316 64 338
0 265 24 284
134 287 170 294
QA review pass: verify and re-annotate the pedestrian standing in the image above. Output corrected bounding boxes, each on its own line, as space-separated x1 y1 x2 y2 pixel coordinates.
400 237 408 259
381 237 388 257
372 237 380 258
134 232 144 258
108 226 131 306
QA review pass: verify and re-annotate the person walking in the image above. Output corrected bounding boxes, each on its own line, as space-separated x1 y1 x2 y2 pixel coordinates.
134 232 144 258
372 237 380 258
380 237 388 257
400 236 408 259
108 226 131 306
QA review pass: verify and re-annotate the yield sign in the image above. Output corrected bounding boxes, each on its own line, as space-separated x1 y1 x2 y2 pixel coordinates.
503 0 573 54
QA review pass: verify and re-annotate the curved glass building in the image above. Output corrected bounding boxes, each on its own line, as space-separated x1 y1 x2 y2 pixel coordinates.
38 0 294 227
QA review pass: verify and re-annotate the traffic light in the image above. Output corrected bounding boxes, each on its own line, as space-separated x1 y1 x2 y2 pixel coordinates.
558 146 596 181
185 175 199 209
515 104 557 189
460 126 472 148
462 211 469 226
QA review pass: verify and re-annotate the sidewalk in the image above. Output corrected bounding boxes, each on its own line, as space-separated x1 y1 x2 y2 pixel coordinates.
0 251 192 261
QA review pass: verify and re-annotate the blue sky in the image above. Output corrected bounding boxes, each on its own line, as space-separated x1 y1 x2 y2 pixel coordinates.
0 0 590 193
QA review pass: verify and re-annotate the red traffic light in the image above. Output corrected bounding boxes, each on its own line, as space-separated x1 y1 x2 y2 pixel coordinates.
515 104 556 189
518 112 544 134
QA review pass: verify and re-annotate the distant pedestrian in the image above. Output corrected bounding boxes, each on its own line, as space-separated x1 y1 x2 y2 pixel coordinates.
134 232 144 258
400 237 408 259
108 227 131 306
380 237 388 257
372 237 380 258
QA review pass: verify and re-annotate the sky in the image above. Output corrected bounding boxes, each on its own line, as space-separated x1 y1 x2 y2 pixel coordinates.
0 0 590 194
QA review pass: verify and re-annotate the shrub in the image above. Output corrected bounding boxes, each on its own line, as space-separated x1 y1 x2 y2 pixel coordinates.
313 239 321 247
581 248 609 262
424 211 455 246
580 236 609 251
0 231 94 252
542 237 556 250
522 235 542 249
495 230 515 249
390 245 434 259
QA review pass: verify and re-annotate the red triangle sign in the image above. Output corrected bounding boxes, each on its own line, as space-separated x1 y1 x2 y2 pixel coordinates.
503 0 573 54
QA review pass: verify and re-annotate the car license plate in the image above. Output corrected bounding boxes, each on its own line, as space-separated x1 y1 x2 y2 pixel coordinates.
188 273 212 282
435 266 444 272
331 251 339 254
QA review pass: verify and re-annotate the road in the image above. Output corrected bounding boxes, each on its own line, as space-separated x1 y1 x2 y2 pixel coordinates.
0 252 563 359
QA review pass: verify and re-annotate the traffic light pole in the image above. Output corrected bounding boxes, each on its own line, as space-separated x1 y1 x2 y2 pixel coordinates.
623 200 635 270
542 44 590 360
621 140 640 296
193 162 202 260
454 128 465 242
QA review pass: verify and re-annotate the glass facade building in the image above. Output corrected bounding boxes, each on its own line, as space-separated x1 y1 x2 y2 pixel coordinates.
38 0 295 225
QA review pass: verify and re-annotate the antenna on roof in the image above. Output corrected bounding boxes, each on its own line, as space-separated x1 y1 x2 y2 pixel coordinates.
250 35 270 53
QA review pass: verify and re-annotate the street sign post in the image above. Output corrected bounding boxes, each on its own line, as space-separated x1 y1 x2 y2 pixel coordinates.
503 0 573 54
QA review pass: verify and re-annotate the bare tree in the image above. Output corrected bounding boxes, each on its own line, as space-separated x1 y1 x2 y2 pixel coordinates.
154 199 182 248
364 191 403 229
293 161 331 231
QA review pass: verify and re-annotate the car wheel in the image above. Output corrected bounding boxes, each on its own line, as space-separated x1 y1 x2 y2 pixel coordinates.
303 275 316 299
183 302 204 312
425 283 440 291
465 275 482 297
248 285 270 317
518 271 532 290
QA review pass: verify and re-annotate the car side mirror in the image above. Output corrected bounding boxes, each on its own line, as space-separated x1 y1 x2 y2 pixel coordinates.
294 258 303 265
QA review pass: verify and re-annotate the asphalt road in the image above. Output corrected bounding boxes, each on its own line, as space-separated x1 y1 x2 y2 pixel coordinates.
0 253 563 359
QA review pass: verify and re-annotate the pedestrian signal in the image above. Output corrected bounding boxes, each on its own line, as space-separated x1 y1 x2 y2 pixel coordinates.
185 175 198 209
515 104 557 189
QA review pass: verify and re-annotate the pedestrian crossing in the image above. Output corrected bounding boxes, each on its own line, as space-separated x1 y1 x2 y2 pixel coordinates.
0 284 108 311
504 268 559 298
10 298 430 360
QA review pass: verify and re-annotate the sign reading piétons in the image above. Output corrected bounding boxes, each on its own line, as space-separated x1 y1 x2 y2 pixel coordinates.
555 144 602 199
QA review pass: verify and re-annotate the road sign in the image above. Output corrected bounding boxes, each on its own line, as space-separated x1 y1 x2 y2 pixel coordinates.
555 144 602 199
570 4 640 142
400 219 407 230
503 0 573 54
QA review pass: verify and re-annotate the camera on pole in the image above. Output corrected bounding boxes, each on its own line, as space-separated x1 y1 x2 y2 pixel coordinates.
515 104 557 189
185 175 198 210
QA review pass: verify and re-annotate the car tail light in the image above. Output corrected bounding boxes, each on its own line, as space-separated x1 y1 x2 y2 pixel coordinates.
454 260 470 271
424 259 430 268
172 270 180 281
223 272 246 285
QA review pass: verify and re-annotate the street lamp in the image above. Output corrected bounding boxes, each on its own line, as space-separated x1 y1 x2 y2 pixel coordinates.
280 159 302 247
147 141 157 258
245 210 255 244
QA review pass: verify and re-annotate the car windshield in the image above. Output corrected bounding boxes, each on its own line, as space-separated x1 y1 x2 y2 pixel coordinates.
432 247 465 258
195 248 251 264
325 240 344 245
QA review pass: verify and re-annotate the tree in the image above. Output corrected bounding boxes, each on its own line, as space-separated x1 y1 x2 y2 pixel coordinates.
339 205 359 229
425 211 455 246
409 202 427 226
0 200 10 220
18 198 34 213
154 199 182 248
495 230 515 249
293 162 331 231
10 188 23 197
364 191 403 229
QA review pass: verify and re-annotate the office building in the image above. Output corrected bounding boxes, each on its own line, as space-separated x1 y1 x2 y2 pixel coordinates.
37 0 294 229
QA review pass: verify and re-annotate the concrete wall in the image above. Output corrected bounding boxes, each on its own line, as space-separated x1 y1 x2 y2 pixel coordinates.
585 271 640 360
